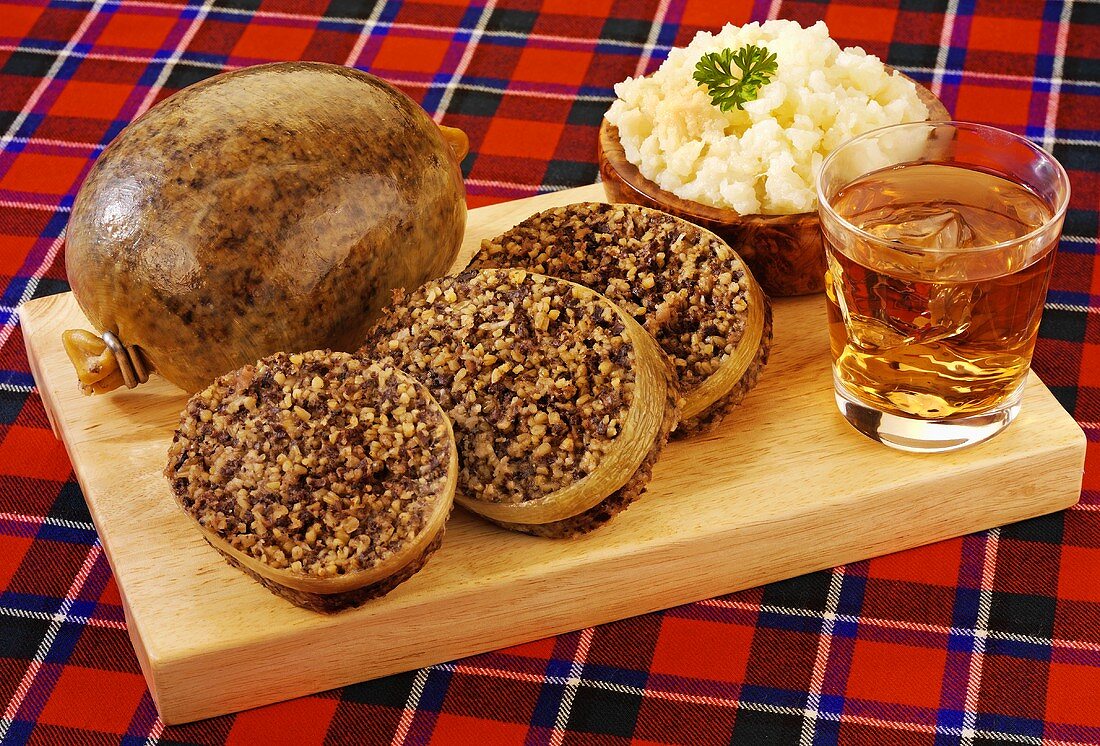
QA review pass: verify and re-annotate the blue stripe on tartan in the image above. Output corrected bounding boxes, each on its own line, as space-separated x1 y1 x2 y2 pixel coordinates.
937 708 966 730
197 8 362 33
421 71 452 115
1060 241 1098 256
1047 289 1093 306
582 663 648 690
946 628 977 653
1034 54 1057 82
950 587 983 635
818 693 844 717
530 680 564 728
179 2 202 21
1042 2 1065 22
123 692 161 744
377 0 403 25
34 523 98 546
178 51 230 67
418 666 452 712
835 570 868 618
1053 128 1100 140
738 684 809 710
831 618 858 640
10 113 44 145
136 61 166 88
530 655 583 728
975 712 1045 739
594 43 648 57
755 608 826 635
985 636 1051 662
42 618 85 663
544 658 573 679
1 279 32 310
101 119 129 144
4 722 33 744
66 599 100 619
1060 81 1100 96
1 591 71 615
816 720 842 746
0 517 38 540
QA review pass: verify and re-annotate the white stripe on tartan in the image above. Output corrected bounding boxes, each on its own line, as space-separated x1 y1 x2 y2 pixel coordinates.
1046 303 1099 313
0 224 65 357
897 65 1100 89
390 667 430 746
342 0 390 67
632 0 671 78
930 0 959 99
430 0 497 123
767 0 784 21
0 512 95 531
144 719 165 746
1043 1 1075 152
0 0 111 154
798 566 845 746
131 0 215 119
7 136 102 152
0 42 217 67
429 662 1094 746
0 605 126 631
58 0 676 52
0 199 69 213
961 528 999 746
1070 501 1100 510
0 543 102 742
464 179 571 193
549 626 594 746
698 597 1100 654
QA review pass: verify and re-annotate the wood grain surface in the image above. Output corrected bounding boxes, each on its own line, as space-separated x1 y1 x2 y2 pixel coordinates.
21 183 1085 724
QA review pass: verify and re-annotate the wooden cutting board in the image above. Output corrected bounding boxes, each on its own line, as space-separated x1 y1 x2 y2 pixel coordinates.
20 183 1085 724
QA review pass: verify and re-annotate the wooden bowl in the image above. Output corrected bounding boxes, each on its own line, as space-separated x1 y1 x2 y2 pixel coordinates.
598 71 950 297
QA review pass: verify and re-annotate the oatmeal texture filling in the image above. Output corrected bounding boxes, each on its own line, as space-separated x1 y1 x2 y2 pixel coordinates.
366 268 637 505
166 351 452 578
472 202 752 392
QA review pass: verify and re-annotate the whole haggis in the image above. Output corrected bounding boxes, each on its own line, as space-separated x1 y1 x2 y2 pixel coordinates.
62 62 467 394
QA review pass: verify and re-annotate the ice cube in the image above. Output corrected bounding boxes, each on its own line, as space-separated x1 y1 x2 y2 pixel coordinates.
922 283 974 342
845 278 974 350
866 208 977 249
846 313 912 351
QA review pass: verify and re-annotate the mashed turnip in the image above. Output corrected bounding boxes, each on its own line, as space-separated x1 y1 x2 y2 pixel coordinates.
604 20 929 215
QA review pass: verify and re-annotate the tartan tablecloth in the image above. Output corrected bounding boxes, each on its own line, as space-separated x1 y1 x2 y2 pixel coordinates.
0 0 1097 743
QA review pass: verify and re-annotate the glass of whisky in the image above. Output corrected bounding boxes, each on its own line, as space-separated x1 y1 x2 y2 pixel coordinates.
817 121 1070 452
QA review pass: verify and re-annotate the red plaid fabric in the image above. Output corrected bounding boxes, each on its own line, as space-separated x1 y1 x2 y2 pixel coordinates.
1 0 1097 743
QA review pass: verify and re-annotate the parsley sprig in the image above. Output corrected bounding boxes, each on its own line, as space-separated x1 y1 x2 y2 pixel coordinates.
693 44 779 112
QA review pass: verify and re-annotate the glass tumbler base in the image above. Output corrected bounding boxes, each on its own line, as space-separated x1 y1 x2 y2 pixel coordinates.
833 378 1025 454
